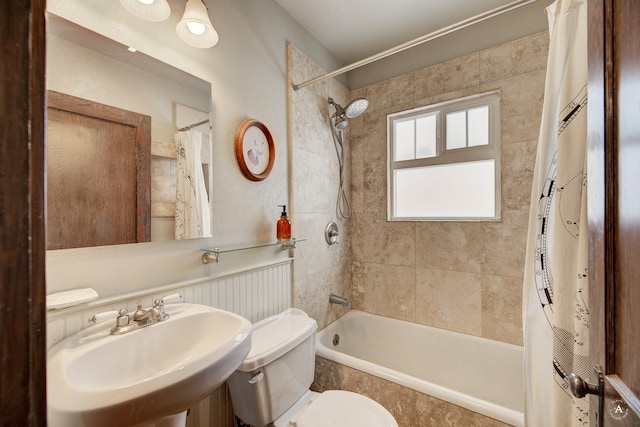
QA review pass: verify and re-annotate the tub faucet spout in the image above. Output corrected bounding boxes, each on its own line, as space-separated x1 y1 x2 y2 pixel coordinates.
329 294 349 307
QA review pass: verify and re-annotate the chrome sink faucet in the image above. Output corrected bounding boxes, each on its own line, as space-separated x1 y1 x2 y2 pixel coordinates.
110 299 171 335
88 294 181 336
133 299 169 324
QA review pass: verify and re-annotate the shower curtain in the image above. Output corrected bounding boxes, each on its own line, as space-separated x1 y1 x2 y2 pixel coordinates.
522 0 589 426
175 130 212 240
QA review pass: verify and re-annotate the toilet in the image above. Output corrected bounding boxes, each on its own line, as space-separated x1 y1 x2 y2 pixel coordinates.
227 308 398 427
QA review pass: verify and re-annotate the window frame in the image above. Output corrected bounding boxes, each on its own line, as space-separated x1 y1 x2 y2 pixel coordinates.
387 90 501 222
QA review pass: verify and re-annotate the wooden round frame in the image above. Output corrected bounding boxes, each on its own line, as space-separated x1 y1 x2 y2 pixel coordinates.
234 119 275 181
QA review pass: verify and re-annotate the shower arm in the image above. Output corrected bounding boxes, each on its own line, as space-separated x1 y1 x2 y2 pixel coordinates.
328 98 346 120
292 0 537 91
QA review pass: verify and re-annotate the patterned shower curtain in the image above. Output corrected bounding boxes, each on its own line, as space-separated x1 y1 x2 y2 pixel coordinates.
175 130 212 240
522 0 589 426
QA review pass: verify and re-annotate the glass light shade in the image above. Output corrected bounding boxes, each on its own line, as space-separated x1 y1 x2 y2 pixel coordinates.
176 0 219 48
119 0 171 22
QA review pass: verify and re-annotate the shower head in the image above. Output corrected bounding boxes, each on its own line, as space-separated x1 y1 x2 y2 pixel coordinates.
328 96 369 131
344 98 368 118
334 115 349 130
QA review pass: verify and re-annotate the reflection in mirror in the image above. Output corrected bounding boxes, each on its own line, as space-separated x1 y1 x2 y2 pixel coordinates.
46 90 152 249
46 14 213 249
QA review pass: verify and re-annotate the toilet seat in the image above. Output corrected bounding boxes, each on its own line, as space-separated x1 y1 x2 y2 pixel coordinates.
288 390 397 427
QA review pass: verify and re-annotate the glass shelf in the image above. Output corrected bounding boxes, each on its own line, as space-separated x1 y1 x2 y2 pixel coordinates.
201 238 305 263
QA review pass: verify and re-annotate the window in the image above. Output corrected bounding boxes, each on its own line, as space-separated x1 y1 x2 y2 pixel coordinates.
388 91 501 221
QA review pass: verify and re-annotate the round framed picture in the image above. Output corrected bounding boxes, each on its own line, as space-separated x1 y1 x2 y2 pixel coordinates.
234 119 275 181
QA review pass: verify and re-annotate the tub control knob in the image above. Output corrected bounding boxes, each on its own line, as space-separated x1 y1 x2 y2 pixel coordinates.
325 222 339 245
248 371 264 385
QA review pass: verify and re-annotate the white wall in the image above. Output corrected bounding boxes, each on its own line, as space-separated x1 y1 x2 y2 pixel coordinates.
45 0 344 299
47 34 210 145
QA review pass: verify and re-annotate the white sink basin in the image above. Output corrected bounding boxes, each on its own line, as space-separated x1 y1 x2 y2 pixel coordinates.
47 303 251 427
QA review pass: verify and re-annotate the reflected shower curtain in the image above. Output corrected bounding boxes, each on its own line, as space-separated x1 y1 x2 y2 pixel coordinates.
522 0 589 426
175 130 212 240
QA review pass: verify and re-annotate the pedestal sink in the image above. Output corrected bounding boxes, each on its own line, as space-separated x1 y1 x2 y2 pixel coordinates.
47 303 251 427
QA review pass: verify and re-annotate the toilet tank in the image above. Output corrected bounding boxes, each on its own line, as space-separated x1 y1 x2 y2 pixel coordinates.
227 308 318 427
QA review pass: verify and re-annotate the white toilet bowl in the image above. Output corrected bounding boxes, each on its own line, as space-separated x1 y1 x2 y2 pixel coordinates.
272 389 397 427
227 309 397 427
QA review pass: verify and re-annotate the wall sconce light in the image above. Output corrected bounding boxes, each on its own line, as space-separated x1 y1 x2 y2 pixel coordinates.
119 0 219 48
119 0 171 22
176 0 219 48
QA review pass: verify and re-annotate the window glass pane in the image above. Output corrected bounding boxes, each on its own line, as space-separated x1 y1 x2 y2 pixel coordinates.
468 106 489 147
415 115 437 158
446 111 466 149
394 119 415 161
394 159 495 218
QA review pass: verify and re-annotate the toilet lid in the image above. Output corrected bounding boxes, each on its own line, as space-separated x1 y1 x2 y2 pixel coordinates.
290 390 398 427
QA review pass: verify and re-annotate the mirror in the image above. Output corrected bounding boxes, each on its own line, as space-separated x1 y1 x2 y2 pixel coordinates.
46 14 213 249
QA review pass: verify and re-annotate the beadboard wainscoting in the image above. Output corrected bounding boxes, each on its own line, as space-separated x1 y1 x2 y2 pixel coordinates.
46 259 293 427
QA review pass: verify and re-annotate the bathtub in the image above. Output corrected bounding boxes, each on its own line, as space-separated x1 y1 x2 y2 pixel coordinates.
316 310 524 427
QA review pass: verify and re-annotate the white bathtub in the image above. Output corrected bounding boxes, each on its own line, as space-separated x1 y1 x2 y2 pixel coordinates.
316 310 524 427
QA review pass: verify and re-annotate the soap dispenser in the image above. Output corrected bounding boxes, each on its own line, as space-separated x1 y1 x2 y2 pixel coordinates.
277 205 291 241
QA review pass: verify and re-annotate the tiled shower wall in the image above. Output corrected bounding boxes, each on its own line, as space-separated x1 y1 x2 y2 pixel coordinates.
348 32 549 346
288 44 352 330
46 260 292 427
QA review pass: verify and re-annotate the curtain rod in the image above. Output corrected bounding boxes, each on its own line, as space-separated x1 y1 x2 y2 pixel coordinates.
177 118 210 132
292 0 538 91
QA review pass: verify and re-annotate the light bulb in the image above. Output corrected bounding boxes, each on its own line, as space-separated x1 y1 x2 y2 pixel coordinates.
186 21 206 35
119 0 170 22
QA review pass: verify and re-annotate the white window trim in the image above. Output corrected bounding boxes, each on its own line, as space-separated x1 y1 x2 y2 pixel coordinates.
387 90 501 222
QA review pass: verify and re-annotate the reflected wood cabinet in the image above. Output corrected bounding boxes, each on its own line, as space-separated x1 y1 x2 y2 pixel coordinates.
46 90 151 249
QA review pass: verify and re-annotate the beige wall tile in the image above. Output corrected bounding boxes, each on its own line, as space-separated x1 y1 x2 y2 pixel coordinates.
480 209 529 278
314 357 512 427
481 274 524 345
349 130 365 214
290 88 331 155
289 44 353 330
292 147 334 214
480 32 549 83
415 86 480 110
349 212 368 267
360 110 388 215
364 262 416 322
349 32 546 345
288 43 329 99
416 268 483 336
293 213 350 277
295 261 351 330
415 53 480 99
481 69 546 144
415 222 485 274
363 73 416 112
360 215 415 267
502 139 538 211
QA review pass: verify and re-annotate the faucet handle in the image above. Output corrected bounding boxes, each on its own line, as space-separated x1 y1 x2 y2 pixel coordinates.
115 309 130 327
155 294 181 321
161 293 182 304
152 298 170 321
88 310 119 324
133 303 148 321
